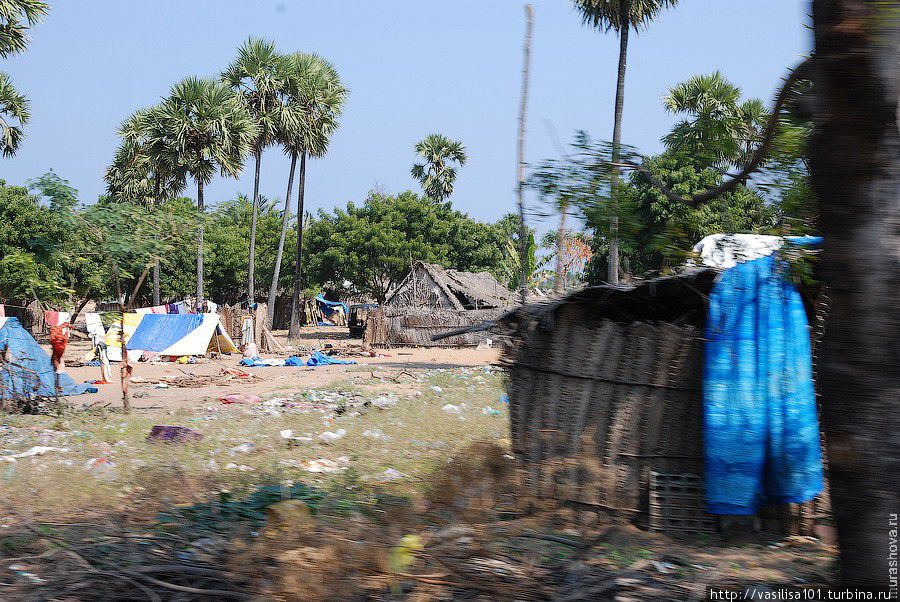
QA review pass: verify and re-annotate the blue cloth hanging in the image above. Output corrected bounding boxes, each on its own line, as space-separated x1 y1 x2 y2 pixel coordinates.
703 253 824 515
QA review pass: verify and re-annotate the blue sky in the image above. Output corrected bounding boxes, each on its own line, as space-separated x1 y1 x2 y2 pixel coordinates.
3 1 811 229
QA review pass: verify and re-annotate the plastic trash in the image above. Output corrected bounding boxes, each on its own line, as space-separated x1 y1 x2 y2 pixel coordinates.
372 394 398 409
1 446 69 462
378 467 407 482
230 442 256 453
362 429 390 441
482 407 502 416
431 385 443 394
220 393 262 405
318 429 347 443
441 404 462 415
499 393 509 404
147 425 203 443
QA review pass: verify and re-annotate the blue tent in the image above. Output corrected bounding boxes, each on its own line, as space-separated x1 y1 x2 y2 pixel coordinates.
703 252 824 515
0 317 90 397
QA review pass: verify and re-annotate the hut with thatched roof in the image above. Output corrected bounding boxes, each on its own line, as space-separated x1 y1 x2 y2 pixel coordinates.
364 262 515 347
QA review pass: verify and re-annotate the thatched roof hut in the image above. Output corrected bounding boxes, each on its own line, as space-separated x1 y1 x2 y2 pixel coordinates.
385 262 516 310
364 263 515 347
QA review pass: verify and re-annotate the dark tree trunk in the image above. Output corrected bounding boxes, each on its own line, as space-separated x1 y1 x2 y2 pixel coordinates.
196 179 204 306
267 151 298 329
809 0 899 590
608 11 630 286
247 149 262 303
152 260 160 306
288 152 307 340
516 4 534 305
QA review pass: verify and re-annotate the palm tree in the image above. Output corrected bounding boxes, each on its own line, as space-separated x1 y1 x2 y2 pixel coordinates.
222 37 290 303
573 0 679 284
410 134 467 202
662 71 768 168
265 52 346 336
0 72 29 157
106 107 187 304
152 77 257 306
0 0 48 58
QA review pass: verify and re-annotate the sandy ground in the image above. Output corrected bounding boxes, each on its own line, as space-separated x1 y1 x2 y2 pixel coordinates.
60 326 503 410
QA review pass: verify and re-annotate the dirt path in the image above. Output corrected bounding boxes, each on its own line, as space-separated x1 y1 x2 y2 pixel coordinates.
61 327 502 410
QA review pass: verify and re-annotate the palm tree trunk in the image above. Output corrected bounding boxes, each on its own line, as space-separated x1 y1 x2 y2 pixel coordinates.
247 149 262 303
809 0 899 588
607 11 630 286
196 179 204 307
516 4 534 306
288 152 307 340
152 174 162 307
266 151 297 329
152 260 160 306
554 203 567 294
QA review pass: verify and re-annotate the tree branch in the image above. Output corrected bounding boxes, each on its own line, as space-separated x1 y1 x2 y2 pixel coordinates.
623 57 815 206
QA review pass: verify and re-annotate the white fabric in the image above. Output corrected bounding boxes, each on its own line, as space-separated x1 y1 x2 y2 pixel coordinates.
0 317 7 329
85 313 105 345
691 234 784 269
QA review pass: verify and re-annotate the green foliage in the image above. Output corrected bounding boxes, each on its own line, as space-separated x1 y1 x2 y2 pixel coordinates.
157 483 327 537
153 77 258 187
410 134 467 202
662 72 768 168
0 174 198 306
0 71 30 157
620 152 776 275
573 0 680 32
304 191 506 302
0 179 72 301
156 195 296 304
0 0 48 58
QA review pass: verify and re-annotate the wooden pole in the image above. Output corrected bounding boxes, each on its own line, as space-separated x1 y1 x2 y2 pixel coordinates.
516 4 534 307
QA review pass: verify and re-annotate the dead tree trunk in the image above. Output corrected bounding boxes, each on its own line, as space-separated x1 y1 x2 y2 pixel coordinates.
516 4 534 305
809 0 899 590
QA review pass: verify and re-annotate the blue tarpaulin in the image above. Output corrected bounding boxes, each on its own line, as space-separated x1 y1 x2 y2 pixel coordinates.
127 314 205 353
315 294 348 318
0 317 91 397
703 253 824 515
306 351 356 366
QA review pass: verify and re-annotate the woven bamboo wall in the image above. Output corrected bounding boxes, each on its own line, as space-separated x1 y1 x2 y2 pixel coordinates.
506 304 704 521
364 307 503 347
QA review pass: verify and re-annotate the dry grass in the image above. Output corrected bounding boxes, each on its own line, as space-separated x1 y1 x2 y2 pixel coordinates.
0 366 508 522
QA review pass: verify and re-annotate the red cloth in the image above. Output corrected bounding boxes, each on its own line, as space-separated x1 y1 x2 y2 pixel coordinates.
49 323 70 371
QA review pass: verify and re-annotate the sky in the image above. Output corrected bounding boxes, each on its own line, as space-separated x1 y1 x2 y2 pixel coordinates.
2 0 812 230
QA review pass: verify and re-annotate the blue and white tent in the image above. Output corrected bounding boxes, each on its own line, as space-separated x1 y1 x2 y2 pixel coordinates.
126 314 238 357
0 317 90 397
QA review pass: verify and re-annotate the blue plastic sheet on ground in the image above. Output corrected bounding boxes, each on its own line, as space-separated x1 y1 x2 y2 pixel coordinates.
306 351 356 366
0 317 91 396
703 253 824 515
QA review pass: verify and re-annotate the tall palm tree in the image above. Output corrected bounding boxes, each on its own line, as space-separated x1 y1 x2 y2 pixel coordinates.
0 0 48 58
106 107 187 304
573 0 679 284
0 71 29 157
265 52 346 336
152 77 257 306
222 37 290 303
662 71 768 168
410 134 467 203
